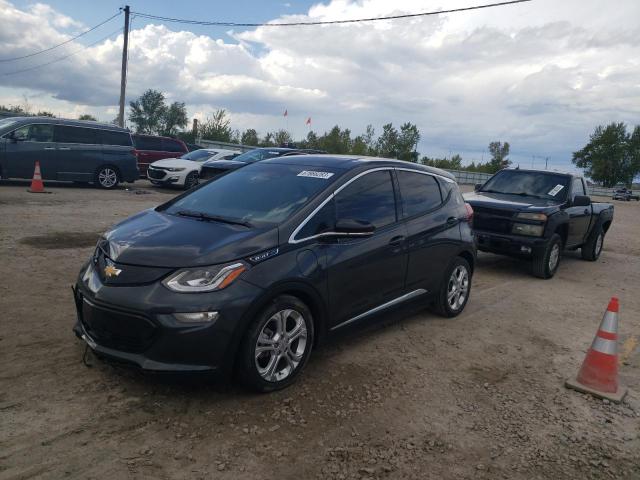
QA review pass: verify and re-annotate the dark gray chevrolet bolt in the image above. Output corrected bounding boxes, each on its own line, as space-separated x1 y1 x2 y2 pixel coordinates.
73 155 476 391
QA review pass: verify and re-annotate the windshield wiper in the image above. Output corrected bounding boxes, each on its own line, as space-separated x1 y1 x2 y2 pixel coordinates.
505 192 546 199
479 189 503 194
175 210 252 228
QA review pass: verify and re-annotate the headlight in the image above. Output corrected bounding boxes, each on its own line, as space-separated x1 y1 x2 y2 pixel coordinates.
516 212 547 221
163 262 247 292
512 223 545 236
166 167 186 172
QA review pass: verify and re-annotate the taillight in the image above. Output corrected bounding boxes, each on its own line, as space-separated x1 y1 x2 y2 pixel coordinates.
465 203 474 223
131 149 139 158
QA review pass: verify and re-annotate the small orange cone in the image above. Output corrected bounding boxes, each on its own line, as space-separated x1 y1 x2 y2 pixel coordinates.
566 297 628 402
28 160 46 193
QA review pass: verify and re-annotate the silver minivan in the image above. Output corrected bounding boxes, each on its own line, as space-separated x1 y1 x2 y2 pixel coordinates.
0 117 139 189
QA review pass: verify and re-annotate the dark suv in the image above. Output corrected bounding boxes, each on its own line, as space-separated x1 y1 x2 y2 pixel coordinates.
73 156 475 391
0 117 138 189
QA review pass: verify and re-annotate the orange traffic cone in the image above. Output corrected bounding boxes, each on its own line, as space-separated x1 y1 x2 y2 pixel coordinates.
566 297 628 402
28 160 46 193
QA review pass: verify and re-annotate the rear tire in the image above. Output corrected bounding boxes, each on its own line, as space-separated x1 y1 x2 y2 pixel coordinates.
433 257 472 318
237 295 314 392
532 233 562 279
95 166 120 189
581 225 604 261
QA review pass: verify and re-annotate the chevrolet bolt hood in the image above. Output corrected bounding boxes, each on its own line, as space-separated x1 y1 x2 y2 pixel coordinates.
102 209 278 268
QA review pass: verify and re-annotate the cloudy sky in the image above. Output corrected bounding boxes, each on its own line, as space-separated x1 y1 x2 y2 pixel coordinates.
1 0 639 170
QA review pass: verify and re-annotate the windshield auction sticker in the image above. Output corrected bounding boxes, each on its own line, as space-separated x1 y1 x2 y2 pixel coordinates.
547 184 565 196
297 170 334 179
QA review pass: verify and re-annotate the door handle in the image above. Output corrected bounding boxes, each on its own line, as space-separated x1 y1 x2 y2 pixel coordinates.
58 147 71 150
389 235 405 246
446 216 458 226
43 147 55 150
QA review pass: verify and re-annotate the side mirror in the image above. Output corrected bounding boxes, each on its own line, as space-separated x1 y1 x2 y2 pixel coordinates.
334 218 375 236
573 195 591 207
8 132 25 143
474 183 482 192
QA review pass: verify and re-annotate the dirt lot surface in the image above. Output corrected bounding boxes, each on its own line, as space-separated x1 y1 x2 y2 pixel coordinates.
1 180 639 480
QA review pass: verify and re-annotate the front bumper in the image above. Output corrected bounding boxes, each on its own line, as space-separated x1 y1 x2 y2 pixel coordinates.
72 262 264 374
147 167 187 186
475 230 549 257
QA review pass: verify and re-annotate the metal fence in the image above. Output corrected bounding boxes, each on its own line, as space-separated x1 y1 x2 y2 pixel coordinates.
196 138 255 153
441 169 616 198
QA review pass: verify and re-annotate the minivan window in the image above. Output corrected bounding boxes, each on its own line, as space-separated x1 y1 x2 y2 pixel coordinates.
12 124 54 142
335 170 396 228
54 125 98 144
397 170 442 218
100 130 132 147
163 138 185 153
134 135 163 151
164 163 339 225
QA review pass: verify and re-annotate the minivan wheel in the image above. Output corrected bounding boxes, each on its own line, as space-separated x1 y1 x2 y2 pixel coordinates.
95 166 120 189
433 257 472 318
238 295 314 392
184 171 199 189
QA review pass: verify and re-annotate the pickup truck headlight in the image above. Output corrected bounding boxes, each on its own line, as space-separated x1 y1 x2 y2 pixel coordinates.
512 223 545 236
163 262 247 292
516 212 547 221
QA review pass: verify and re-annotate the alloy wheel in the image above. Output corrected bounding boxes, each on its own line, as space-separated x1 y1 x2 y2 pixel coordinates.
98 168 117 188
254 309 308 383
549 243 560 271
595 233 603 256
447 265 469 311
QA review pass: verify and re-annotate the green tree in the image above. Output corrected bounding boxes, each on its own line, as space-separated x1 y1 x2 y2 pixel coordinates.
572 122 640 187
397 122 420 161
376 123 400 158
422 154 463 170
36 110 55 117
78 114 97 121
318 126 352 154
351 135 368 155
198 109 232 142
301 131 319 149
241 128 259 146
273 129 293 146
488 141 511 172
0 104 26 114
363 124 377 155
160 102 188 136
129 89 167 134
260 132 275 147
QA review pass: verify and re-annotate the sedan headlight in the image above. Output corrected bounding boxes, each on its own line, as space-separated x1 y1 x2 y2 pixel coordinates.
516 212 547 221
163 262 247 292
166 167 186 172
512 223 545 236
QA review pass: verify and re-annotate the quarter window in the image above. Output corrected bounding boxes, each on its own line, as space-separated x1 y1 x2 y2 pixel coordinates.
297 200 336 239
397 170 442 218
54 125 98 144
335 171 397 228
100 130 132 146
12 124 54 142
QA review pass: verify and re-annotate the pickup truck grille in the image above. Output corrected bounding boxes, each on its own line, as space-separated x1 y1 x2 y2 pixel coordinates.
472 207 515 234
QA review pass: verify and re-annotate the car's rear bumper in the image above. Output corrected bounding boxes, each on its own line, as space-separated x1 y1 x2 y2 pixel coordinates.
475 230 548 257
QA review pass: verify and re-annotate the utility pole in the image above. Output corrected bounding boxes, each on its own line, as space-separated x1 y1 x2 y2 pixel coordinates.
545 157 549 169
117 5 130 128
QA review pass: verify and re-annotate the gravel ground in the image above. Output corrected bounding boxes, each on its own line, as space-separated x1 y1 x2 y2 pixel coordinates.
0 180 638 480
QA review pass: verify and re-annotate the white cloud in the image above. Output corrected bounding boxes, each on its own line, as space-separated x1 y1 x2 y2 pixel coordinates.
0 0 639 168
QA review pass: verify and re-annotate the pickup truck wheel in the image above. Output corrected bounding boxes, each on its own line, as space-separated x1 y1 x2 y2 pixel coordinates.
532 233 562 279
581 225 604 261
433 257 472 317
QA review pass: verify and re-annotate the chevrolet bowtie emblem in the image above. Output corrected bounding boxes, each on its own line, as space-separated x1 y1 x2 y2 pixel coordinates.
104 264 122 278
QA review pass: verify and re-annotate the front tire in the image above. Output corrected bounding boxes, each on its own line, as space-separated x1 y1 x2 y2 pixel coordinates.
581 225 604 261
95 166 120 189
433 257 472 318
532 233 562 279
237 295 314 392
184 171 199 189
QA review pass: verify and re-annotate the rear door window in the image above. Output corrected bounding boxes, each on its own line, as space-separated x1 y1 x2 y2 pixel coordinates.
54 125 98 144
100 130 132 146
396 170 442 218
335 170 397 228
12 124 54 142
134 135 163 151
162 138 185 153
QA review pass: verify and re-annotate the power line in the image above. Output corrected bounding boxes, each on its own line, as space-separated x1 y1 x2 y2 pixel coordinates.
2 26 124 76
131 0 532 27
0 11 121 63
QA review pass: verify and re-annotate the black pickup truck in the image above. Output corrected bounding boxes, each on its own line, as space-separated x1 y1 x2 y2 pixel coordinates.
464 169 614 279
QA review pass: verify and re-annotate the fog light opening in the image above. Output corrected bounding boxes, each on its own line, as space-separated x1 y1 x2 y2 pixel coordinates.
173 311 219 323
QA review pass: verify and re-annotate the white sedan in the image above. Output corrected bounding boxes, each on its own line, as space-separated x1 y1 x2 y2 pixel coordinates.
147 149 239 189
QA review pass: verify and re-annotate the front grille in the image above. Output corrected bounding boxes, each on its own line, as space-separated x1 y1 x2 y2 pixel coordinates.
80 298 157 353
472 207 515 234
147 168 167 180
